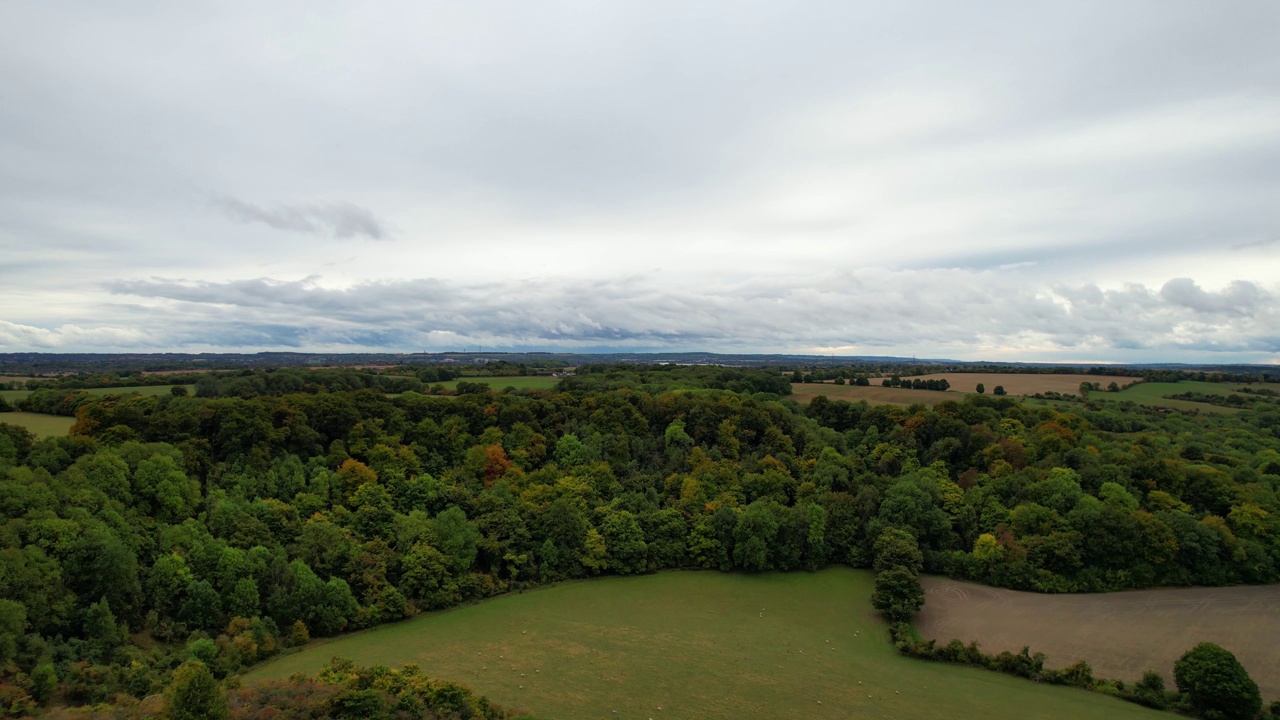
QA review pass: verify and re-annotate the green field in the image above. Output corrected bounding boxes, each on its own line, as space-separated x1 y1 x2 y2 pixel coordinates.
1089 381 1280 413
0 384 195 403
435 376 562 391
247 570 1163 720
0 412 75 438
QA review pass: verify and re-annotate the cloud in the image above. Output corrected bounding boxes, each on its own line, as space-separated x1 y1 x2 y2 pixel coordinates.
92 270 1280 358
1159 278 1263 316
0 320 151 349
211 196 388 240
2 3 1280 360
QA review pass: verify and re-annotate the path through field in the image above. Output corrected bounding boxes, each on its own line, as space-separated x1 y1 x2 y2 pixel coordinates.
916 578 1280 698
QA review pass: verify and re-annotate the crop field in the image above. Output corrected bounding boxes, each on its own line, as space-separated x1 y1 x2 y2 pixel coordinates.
789 383 955 407
916 577 1280 698
248 570 1164 720
0 384 195 403
0 412 75 438
906 373 1134 397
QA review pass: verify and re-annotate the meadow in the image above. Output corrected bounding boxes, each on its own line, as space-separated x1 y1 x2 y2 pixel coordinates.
0 384 195 403
0 411 75 438
916 577 1280 698
437 376 562 391
247 570 1165 720
1087 380 1280 413
789 383 954 406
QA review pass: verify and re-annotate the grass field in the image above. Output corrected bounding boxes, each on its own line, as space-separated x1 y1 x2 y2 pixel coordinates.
0 412 75 438
247 570 1164 720
789 383 956 407
0 384 195 403
435 376 562 391
917 577 1280 699
1087 380 1280 413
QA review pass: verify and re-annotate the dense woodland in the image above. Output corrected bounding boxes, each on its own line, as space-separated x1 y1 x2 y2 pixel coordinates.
1 364 1279 716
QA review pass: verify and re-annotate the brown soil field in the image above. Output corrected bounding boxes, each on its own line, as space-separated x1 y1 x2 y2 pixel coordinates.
916 577 1280 698
789 383 952 407
907 373 1135 397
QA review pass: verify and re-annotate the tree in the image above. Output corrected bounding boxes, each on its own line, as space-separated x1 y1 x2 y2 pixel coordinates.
600 510 648 574
976 383 985 394
1174 642 1261 720
872 527 923 574
993 385 1006 396
871 566 924 623
164 660 228 720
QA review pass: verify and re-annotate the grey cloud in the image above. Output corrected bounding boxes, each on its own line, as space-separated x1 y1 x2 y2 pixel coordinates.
98 270 1280 358
1159 278 1263 316
212 196 387 240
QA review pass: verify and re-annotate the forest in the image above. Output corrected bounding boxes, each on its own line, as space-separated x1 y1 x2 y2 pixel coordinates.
0 364 1278 716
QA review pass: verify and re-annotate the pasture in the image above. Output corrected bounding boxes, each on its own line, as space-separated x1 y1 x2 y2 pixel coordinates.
1088 380 1280 413
248 570 1165 720
0 384 195 403
436 376 562 391
906 373 1134 397
916 577 1280 698
0 412 75 438
789 383 954 407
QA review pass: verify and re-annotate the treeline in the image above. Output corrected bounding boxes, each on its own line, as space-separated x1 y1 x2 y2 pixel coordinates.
881 376 951 391
1166 392 1280 410
0 366 1278 712
560 364 792 396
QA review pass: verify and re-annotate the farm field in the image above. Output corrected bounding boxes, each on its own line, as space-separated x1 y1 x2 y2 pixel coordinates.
789 382 956 407
247 570 1165 720
435 376 561 391
0 384 194 403
906 373 1134 397
916 577 1280 698
1088 380 1280 413
0 412 75 438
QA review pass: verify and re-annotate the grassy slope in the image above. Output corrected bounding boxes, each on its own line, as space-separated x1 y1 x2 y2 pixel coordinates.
0 412 75 437
0 384 195 403
247 570 1163 720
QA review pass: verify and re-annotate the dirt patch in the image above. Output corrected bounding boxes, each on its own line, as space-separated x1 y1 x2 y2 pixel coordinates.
916 577 1280 697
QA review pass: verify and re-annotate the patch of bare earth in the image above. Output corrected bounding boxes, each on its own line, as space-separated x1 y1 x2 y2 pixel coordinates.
916 577 1280 697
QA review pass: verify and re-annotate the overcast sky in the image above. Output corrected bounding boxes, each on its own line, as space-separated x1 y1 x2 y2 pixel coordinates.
3 1 1278 362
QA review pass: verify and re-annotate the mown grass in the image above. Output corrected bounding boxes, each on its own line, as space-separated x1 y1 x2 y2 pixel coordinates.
0 384 195 403
246 570 1165 720
0 412 75 438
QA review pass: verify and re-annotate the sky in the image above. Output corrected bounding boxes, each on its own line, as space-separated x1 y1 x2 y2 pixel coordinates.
2 1 1279 363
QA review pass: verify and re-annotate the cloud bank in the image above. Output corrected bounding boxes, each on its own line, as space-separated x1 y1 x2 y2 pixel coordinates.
1 2 1278 360
73 271 1276 361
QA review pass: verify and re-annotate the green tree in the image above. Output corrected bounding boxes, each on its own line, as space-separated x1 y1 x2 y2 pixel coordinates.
993 385 1006 396
733 502 780 571
871 566 924 623
164 660 228 720
600 510 648 574
976 383 985 394
872 527 923 574
1173 642 1261 720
